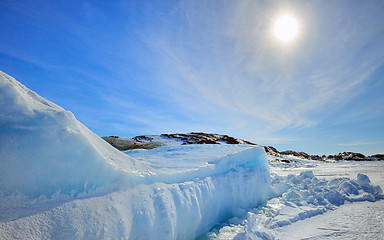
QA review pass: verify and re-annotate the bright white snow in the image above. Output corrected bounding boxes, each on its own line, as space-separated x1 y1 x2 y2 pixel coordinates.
0 71 270 239
204 157 384 240
0 71 156 198
126 144 269 184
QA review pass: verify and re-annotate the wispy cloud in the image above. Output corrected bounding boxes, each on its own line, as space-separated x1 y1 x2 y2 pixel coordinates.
252 136 301 144
138 0 384 136
337 141 384 146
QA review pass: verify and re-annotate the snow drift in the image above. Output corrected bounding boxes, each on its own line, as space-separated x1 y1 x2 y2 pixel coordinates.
0 71 271 239
206 167 384 239
0 71 154 198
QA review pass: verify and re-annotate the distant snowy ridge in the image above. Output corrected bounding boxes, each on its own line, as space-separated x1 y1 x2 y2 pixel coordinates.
103 133 384 161
264 145 384 161
160 133 258 145
102 132 259 151
0 71 271 239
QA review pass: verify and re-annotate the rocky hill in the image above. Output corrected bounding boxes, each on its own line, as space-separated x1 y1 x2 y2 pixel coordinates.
102 132 383 161
267 148 384 161
160 132 258 145
102 132 259 151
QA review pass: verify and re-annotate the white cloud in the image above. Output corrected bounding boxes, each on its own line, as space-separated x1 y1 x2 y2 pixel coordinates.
337 141 384 146
138 0 384 136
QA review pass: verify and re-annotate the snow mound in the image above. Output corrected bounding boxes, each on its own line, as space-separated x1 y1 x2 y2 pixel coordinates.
0 71 154 198
0 71 271 239
126 144 269 184
271 171 383 208
207 170 384 239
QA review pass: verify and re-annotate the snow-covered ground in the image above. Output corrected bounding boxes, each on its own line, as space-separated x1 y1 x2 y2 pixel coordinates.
204 156 384 240
1 71 383 240
270 159 384 240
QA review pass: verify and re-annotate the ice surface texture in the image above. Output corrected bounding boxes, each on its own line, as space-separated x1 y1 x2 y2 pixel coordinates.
127 144 269 184
0 166 271 239
0 71 271 239
271 171 383 209
208 170 384 239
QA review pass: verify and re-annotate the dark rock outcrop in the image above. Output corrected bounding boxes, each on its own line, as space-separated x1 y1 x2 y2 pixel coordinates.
160 132 259 145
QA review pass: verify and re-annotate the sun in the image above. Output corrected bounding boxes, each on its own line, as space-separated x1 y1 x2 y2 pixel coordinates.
273 14 299 43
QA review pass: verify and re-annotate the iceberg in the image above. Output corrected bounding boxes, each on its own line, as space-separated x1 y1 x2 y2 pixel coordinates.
0 71 271 239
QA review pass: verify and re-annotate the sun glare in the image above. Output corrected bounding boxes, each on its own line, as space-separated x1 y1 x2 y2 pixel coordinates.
273 14 299 43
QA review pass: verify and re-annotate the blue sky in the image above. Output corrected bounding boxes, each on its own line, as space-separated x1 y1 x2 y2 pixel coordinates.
1 0 383 155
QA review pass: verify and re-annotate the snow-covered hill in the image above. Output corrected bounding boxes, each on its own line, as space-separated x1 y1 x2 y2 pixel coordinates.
0 71 270 239
103 133 384 161
101 132 259 151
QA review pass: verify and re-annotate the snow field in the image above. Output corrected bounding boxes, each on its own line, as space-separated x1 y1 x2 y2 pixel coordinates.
206 166 384 239
0 71 272 239
274 200 384 239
